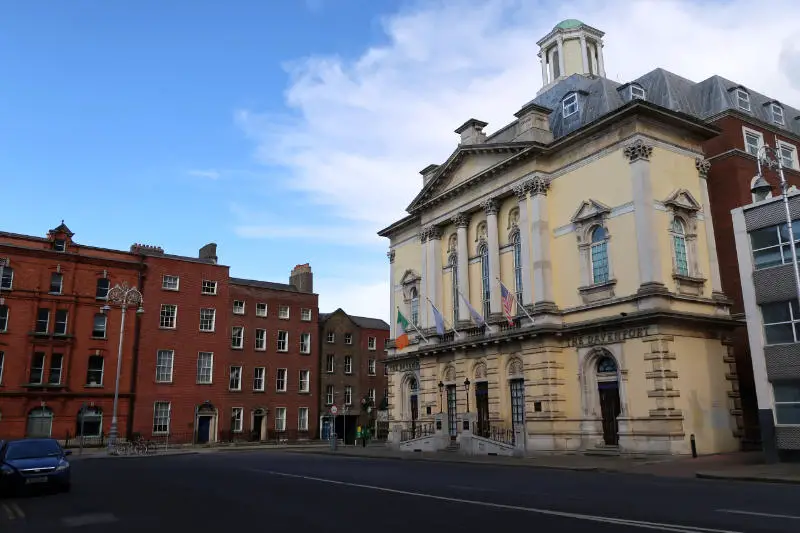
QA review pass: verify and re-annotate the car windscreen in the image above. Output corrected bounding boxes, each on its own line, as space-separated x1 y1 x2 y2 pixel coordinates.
4 440 62 460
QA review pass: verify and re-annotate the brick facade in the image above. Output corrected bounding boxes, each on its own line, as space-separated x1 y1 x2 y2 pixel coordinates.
318 309 389 443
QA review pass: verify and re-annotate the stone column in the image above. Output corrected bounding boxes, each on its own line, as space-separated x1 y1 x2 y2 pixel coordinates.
419 228 429 329
556 35 565 78
482 198 502 317
388 250 396 339
696 158 725 299
624 139 666 296
579 34 589 74
513 182 533 309
529 177 557 316
452 213 471 323
539 52 548 85
597 43 606 77
427 225 443 327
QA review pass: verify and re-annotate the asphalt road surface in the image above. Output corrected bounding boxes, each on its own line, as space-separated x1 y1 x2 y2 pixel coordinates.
2 450 800 532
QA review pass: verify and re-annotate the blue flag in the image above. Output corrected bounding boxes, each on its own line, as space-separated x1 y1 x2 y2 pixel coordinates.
430 301 446 335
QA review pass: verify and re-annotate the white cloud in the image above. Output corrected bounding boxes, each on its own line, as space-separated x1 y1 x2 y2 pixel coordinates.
234 223 383 246
187 169 221 179
316 277 389 322
236 0 800 320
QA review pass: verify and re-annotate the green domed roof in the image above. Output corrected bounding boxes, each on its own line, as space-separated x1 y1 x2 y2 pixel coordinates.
555 19 584 30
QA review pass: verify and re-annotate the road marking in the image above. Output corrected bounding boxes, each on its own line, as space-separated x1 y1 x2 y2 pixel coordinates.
62 513 119 527
1 503 24 520
447 485 499 493
248 468 742 533
716 509 800 520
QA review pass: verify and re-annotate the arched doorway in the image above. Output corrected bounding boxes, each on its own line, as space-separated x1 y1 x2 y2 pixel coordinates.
409 377 419 433
195 401 217 444
596 355 621 445
252 408 267 441
27 407 54 438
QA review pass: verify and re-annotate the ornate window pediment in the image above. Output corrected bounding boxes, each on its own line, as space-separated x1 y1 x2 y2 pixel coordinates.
571 199 611 225
507 206 520 230
447 233 457 253
663 189 701 215
475 221 488 243
400 270 421 302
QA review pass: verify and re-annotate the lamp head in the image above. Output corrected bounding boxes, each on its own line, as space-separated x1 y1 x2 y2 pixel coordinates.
438 381 444 391
751 175 772 201
100 304 111 315
136 306 144 315
464 378 470 391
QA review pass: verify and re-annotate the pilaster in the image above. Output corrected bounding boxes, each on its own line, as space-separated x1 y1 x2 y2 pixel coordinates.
482 198 502 318
579 34 589 74
528 177 558 320
513 182 534 310
538 52 548 86
387 250 396 338
556 34 565 79
419 228 429 329
452 213 471 323
427 225 443 324
696 158 725 300
624 139 668 298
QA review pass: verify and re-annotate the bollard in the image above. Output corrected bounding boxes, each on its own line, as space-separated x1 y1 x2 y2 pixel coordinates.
690 433 697 458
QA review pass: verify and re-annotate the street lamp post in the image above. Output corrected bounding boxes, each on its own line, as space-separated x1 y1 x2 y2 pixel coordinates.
464 378 471 413
102 281 144 452
750 138 800 305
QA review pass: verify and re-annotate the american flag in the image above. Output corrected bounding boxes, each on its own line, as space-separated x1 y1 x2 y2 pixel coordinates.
499 281 515 326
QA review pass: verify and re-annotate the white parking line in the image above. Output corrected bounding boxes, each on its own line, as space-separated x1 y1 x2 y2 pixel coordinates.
247 468 743 533
716 509 800 520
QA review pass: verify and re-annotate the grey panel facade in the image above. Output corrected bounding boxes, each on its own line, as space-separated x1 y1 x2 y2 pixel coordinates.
764 344 800 381
743 195 800 232
775 426 800 450
753 264 798 304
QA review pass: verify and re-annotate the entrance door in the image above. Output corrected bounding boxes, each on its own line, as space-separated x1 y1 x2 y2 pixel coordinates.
252 414 264 441
510 379 525 431
475 381 489 437
197 416 211 444
446 385 457 439
410 395 419 436
599 382 621 445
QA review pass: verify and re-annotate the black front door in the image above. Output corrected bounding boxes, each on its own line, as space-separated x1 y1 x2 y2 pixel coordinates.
252 414 264 441
410 394 419 435
446 385 457 439
599 382 621 445
475 381 489 437
197 416 211 444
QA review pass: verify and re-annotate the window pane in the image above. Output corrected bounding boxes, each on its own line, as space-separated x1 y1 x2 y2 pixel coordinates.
761 302 792 324
775 404 800 424
773 382 800 403
754 247 784 269
750 226 780 250
765 324 795 344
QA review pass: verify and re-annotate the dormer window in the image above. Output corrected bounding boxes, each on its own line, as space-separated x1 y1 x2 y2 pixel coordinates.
630 84 646 100
563 93 578 118
772 103 785 126
53 239 66 252
735 88 751 112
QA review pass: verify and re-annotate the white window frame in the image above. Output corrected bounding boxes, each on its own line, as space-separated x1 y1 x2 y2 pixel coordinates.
630 84 645 100
327 331 335 343
735 88 751 111
368 388 376 403
233 300 246 315
159 304 177 329
199 308 216 332
92 313 107 338
279 305 290 319
344 333 352 345
298 407 309 431
49 353 63 385
368 336 376 350
162 275 179 291
326 354 335 373
772 381 800 426
275 407 287 431
201 280 217 295
197 352 213 384
49 272 63 294
229 365 242 391
256 303 267 317
344 386 353 406
772 103 785 126
277 330 289 352
562 93 578 118
0 306 8 332
326 385 334 405
300 333 311 354
777 140 799 170
344 356 353 374
155 350 174 383
0 351 4 385
761 300 800 344
153 401 171 435
742 126 763 157
301 308 312 321
54 309 68 336
255 328 267 351
231 326 244 349
750 222 800 270
276 368 287 392
368 359 376 375
253 367 265 391
86 354 104 386
299 370 310 393
231 407 244 433
35 308 50 334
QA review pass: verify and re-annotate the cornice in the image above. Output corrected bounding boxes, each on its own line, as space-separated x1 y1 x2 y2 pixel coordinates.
708 109 800 146
0 243 144 270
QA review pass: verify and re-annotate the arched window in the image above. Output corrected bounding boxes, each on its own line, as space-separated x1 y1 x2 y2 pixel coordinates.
590 226 609 284
597 356 618 374
512 231 523 308
410 287 419 327
671 218 689 276
26 407 54 438
449 253 458 325
76 406 103 437
479 243 490 319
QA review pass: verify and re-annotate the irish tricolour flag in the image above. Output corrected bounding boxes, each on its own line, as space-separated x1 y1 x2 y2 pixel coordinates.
395 309 410 350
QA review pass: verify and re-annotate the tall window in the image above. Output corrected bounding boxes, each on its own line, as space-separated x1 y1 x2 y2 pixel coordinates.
344 386 353 405
276 368 287 391
92 314 107 338
155 350 174 383
671 218 689 276
229 366 242 390
590 226 609 284
196 352 213 384
0 266 13 290
231 408 243 433
480 243 490 319
449 253 458 325
253 367 265 391
761 300 800 345
326 385 334 405
86 355 104 385
410 287 419 326
298 407 309 431
299 370 310 392
153 402 171 435
275 407 287 431
512 231 523 308
0 306 7 332
96 278 110 299
750 221 800 270
773 381 800 424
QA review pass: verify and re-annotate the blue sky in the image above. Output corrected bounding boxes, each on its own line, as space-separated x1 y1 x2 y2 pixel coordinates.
2 0 799 321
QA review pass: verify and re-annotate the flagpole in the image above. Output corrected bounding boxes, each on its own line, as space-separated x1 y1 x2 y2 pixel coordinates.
399 305 428 342
456 288 487 328
426 297 463 338
497 277 535 325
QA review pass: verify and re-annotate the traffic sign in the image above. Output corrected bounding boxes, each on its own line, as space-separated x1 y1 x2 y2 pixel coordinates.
330 405 338 415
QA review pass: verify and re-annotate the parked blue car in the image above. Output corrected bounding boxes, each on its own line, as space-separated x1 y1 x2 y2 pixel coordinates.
0 438 72 495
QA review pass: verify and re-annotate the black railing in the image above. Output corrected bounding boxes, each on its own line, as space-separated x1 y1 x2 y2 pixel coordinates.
486 424 515 446
400 422 434 442
498 318 522 332
466 325 486 337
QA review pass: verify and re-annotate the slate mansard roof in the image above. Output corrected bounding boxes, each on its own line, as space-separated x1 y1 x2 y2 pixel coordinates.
319 309 390 330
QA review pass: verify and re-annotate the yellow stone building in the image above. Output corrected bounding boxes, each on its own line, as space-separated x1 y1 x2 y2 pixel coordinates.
378 19 742 456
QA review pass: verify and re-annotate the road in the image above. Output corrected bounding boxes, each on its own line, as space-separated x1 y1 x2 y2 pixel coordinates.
2 450 800 532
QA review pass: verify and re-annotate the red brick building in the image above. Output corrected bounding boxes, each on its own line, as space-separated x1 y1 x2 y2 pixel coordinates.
318 309 389 443
0 223 320 444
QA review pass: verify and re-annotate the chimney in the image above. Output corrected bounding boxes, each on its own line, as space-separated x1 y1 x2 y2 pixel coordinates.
420 164 439 186
290 263 313 293
454 118 488 145
512 102 554 144
199 243 218 264
129 243 164 255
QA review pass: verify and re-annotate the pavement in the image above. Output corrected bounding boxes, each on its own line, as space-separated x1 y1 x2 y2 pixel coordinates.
2 449 800 532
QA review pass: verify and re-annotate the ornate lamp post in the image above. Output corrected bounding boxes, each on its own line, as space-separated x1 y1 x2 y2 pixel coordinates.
750 139 800 304
438 381 444 413
101 281 144 452
464 378 471 413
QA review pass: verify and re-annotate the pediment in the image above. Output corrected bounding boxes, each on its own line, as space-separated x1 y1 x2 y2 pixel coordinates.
400 269 421 285
570 199 611 224
663 189 701 212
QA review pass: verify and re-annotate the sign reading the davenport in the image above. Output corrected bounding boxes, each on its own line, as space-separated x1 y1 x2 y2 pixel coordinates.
568 326 650 348
385 358 421 373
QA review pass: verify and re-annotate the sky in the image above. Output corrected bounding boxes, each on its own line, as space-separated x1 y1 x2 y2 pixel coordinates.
2 0 800 322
